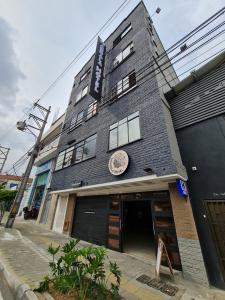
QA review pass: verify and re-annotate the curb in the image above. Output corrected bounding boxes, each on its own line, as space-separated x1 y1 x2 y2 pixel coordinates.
0 261 38 300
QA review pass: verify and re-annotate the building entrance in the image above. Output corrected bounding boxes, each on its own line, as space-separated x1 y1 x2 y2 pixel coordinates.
123 200 155 261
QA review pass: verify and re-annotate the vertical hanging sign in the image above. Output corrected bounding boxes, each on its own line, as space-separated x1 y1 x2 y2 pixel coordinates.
89 37 106 100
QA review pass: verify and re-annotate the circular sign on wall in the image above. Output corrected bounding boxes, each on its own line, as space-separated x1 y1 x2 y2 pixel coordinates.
108 150 129 176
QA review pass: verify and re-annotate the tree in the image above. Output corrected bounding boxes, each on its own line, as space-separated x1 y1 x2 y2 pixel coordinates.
0 183 17 222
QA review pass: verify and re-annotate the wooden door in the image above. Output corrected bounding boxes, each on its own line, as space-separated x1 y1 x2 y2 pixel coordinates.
151 197 182 270
107 197 122 252
205 200 225 280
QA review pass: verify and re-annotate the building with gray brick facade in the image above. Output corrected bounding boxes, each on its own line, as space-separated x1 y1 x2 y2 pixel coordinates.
44 1 208 285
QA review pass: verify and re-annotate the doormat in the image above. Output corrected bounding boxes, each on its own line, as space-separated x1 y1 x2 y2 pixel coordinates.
136 274 178 296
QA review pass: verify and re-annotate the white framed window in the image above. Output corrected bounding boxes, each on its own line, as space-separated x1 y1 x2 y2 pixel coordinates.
113 42 134 67
86 101 97 120
76 85 88 103
109 111 140 150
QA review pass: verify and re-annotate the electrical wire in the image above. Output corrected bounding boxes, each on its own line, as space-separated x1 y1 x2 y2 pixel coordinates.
0 0 133 142
26 35 225 156
4 6 225 173
33 44 225 162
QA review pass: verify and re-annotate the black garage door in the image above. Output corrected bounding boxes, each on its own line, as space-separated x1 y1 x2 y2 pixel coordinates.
71 196 108 246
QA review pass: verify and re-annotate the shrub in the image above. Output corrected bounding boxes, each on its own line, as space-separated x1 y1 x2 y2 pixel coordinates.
34 240 121 299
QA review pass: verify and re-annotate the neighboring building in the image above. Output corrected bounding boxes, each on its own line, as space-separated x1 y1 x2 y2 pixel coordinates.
167 51 225 289
26 114 65 223
0 174 33 217
46 2 208 285
0 174 32 190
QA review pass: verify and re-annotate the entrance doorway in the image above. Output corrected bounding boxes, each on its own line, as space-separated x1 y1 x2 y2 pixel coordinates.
123 200 155 261
107 193 182 270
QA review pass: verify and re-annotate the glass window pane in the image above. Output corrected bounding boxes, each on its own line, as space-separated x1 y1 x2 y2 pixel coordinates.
70 116 76 129
109 128 118 150
128 117 140 142
86 104 92 120
82 86 88 97
123 45 130 59
121 24 132 38
128 111 139 120
55 152 65 170
118 117 127 125
76 111 83 126
118 122 128 146
87 102 97 120
110 122 118 130
83 138 96 160
129 72 136 87
117 80 123 95
75 146 83 163
123 76 129 91
76 91 82 102
86 133 97 143
93 102 97 116
64 147 74 167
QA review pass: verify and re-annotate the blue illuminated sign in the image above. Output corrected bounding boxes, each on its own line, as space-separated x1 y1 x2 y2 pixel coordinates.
176 179 188 197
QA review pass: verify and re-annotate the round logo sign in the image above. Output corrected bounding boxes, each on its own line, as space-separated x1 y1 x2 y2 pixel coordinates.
108 150 129 176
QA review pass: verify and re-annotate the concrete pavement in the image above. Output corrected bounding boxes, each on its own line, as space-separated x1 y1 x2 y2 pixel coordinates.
0 219 225 300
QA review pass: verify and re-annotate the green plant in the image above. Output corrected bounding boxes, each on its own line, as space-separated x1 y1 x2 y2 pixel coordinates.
0 185 17 222
35 239 121 299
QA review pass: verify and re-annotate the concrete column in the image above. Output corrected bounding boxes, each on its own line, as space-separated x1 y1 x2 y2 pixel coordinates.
46 193 58 230
169 183 209 285
63 194 76 236
36 194 46 224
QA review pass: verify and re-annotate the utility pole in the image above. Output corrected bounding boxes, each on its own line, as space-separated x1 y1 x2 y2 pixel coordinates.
0 146 10 174
5 103 51 228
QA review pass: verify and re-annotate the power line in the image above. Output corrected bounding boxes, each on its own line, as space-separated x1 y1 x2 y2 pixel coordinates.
4 6 225 173
0 0 133 142
32 45 225 160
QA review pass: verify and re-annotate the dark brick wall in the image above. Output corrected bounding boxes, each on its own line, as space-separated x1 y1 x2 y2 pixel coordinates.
50 2 178 191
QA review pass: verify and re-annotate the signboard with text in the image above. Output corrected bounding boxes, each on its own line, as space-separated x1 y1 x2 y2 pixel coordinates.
89 37 106 100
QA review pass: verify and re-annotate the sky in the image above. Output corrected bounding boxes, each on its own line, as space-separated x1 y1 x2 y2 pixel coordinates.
0 0 224 175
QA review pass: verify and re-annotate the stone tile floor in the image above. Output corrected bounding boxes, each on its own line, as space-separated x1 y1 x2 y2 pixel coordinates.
0 219 225 300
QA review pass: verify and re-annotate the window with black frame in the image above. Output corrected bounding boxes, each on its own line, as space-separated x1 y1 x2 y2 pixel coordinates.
55 146 74 171
111 71 136 100
113 23 132 47
113 42 134 68
76 85 88 103
86 101 97 120
80 68 91 83
73 134 97 164
109 111 140 150
69 110 84 131
55 134 97 171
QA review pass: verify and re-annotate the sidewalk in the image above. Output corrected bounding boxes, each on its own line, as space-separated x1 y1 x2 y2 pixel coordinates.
0 219 225 300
